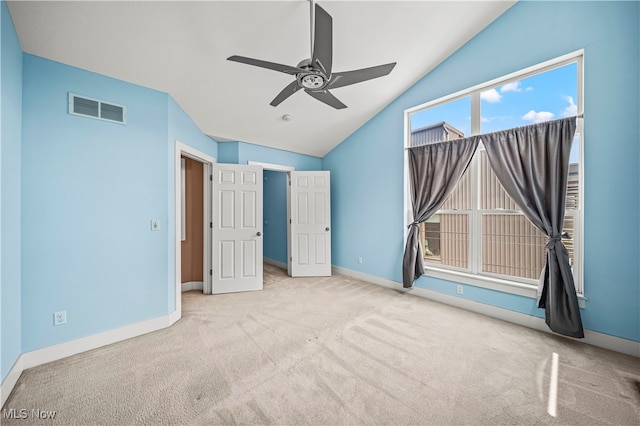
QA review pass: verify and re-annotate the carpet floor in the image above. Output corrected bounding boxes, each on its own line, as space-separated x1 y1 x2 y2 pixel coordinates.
3 264 639 425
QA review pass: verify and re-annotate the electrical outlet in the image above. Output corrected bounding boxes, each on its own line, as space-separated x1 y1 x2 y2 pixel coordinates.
54 310 67 326
357 257 363 264
456 285 464 295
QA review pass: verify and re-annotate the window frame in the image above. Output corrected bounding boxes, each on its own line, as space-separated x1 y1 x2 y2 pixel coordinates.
403 50 585 303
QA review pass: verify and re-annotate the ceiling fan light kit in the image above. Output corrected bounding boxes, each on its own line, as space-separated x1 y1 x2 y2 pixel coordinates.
227 1 396 110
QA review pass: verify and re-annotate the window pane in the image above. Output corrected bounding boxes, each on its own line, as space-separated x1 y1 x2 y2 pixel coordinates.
441 168 472 210
563 214 575 267
480 62 578 133
479 150 519 210
410 97 470 146
481 214 575 279
482 214 546 279
421 214 468 269
566 135 580 210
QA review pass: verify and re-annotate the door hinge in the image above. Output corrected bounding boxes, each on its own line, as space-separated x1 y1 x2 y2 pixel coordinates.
288 180 291 186
209 222 212 229
210 174 213 181
290 257 292 262
209 269 213 276
289 219 292 224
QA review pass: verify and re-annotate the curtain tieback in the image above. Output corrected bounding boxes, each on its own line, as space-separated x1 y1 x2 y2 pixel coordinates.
407 221 420 229
546 232 570 248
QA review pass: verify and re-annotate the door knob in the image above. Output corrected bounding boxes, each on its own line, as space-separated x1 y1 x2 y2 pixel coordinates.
325 227 330 231
257 232 262 236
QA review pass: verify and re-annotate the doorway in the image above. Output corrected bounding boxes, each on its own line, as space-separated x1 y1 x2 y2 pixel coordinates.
249 161 294 271
174 141 214 318
248 161 332 277
180 156 205 292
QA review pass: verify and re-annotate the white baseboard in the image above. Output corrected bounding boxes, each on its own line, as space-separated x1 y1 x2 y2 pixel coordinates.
1 311 180 408
264 257 287 270
181 281 203 292
1 356 24 408
332 265 640 358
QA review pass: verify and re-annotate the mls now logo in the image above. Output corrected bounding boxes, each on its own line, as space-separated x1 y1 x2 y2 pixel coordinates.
3 408 57 420
3 408 28 419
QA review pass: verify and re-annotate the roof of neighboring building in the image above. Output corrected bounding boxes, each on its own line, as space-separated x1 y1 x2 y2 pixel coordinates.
411 121 465 146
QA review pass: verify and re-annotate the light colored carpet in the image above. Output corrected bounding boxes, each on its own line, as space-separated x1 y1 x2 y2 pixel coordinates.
3 264 639 425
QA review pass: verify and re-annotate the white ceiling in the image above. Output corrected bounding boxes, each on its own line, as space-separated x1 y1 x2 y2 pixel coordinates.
7 1 514 157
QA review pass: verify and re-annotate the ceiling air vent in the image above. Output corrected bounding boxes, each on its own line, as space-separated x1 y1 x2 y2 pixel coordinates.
69 93 126 124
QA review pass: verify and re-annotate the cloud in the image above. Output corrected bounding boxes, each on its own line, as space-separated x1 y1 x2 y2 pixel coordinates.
481 89 502 103
481 116 490 123
501 82 521 93
522 110 555 123
525 87 534 92
562 96 578 117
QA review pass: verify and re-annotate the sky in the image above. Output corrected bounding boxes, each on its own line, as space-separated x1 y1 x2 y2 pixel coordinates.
411 62 580 163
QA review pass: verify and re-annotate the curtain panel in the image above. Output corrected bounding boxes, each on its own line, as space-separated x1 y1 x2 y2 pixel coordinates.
402 138 479 288
480 117 583 338
402 116 583 338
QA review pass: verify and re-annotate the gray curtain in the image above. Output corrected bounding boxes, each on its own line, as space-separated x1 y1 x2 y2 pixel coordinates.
402 138 478 288
481 117 584 338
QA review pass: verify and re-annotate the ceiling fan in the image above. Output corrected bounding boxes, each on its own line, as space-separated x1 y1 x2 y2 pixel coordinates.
227 1 396 110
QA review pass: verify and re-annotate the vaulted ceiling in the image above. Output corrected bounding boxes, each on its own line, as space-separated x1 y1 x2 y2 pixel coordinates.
7 1 514 157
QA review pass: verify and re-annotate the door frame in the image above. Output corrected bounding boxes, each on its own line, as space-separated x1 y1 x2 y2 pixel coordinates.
247 161 294 173
174 141 215 318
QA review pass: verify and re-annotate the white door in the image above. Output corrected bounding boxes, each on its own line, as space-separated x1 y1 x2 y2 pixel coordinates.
212 164 263 294
288 171 331 277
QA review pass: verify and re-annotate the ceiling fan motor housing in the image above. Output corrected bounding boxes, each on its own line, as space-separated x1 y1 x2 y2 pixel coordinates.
298 71 327 90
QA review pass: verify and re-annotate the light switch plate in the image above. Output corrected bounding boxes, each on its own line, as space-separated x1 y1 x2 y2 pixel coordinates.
151 219 160 231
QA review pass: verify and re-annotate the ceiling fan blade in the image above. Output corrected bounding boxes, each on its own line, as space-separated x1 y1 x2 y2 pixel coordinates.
227 55 303 76
270 81 302 107
306 90 347 109
311 4 333 76
326 62 397 89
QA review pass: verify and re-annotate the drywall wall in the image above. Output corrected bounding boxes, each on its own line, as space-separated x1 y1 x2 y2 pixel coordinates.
1 0 23 381
20 55 219 352
21 54 171 351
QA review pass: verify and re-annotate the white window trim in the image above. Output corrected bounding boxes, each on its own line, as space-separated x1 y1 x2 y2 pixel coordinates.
403 50 585 305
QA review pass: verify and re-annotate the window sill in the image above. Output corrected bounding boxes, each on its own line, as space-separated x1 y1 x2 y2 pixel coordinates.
423 266 587 309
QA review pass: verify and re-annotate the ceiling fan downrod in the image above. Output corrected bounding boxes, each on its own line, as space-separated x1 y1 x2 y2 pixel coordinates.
309 0 315 60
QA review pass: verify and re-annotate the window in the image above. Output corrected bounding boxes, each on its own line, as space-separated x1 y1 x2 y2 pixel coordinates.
405 51 583 297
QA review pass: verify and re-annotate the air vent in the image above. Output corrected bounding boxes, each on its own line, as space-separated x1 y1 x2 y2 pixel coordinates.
69 93 126 124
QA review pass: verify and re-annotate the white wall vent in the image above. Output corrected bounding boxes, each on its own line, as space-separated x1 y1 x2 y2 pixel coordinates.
68 93 127 124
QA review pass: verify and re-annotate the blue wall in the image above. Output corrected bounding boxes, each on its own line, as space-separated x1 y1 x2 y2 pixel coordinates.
237 142 322 170
21 55 170 352
218 140 322 170
323 1 639 342
19 55 218 353
1 0 23 380
168 97 217 160
217 141 239 164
